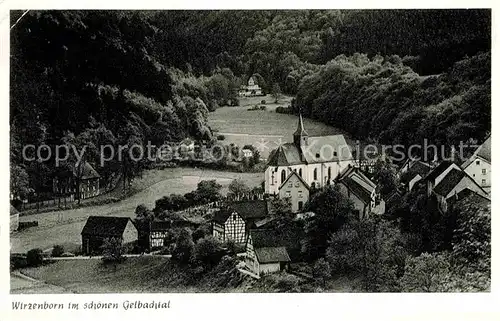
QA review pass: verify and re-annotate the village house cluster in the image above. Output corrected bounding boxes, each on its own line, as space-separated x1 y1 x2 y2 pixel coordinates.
13 116 491 279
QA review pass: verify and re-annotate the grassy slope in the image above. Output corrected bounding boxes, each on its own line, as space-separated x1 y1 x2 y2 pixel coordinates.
208 95 349 159
16 257 362 293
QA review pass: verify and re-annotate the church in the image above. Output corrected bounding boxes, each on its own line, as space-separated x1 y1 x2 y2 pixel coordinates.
265 115 355 195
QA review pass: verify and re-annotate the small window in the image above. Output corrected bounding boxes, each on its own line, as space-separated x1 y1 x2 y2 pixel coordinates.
288 181 293 187
473 174 475 177
482 179 486 185
298 190 303 198
482 169 486 175
315 153 320 159
298 201 304 211
333 151 337 157
286 191 291 197
476 160 480 165
232 214 236 221
299 168 302 177
313 168 318 180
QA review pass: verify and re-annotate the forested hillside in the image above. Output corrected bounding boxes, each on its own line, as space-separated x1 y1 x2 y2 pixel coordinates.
10 10 490 199
293 52 491 149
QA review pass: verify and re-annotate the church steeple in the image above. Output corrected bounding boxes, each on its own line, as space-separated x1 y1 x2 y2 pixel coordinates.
293 113 309 147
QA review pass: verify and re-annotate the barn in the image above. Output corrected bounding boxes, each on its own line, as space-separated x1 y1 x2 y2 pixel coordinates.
81 216 138 255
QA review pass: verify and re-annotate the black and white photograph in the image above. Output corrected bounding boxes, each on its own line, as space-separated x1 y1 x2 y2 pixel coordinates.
7 8 492 296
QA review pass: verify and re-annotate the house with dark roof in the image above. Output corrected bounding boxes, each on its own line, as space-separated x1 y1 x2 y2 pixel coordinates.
81 216 138 255
212 200 269 245
278 171 310 213
446 188 490 210
462 136 491 193
423 161 461 197
431 168 489 213
53 161 101 200
265 114 354 195
336 166 384 218
245 229 291 275
399 160 432 192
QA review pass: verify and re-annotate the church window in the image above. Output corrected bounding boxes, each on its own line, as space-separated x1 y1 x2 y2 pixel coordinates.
328 167 332 181
299 168 302 177
313 168 318 180
281 170 286 184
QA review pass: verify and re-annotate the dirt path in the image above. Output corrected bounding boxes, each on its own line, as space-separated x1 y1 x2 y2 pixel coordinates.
11 169 262 253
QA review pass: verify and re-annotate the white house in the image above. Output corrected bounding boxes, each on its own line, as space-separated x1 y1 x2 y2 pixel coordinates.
242 149 253 159
461 136 491 193
238 77 263 97
278 171 310 213
265 114 354 195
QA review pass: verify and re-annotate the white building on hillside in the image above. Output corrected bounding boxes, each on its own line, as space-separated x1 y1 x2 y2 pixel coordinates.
461 136 491 193
265 114 354 195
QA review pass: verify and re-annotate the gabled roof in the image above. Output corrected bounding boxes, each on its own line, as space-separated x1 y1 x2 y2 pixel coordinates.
74 161 100 180
212 200 269 224
267 134 353 166
424 161 454 182
150 220 171 231
255 247 291 263
340 177 373 204
278 170 310 191
446 188 490 207
400 161 431 185
81 216 135 236
267 143 303 166
433 169 466 197
250 229 284 248
301 135 353 164
462 136 491 168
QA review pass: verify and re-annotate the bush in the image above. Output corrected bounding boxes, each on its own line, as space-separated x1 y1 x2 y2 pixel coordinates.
261 100 266 104
194 236 224 267
260 106 266 110
273 273 300 292
217 134 225 141
51 245 65 257
10 254 28 270
26 248 44 267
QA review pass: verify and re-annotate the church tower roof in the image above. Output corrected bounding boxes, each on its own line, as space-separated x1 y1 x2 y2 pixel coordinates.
293 113 309 138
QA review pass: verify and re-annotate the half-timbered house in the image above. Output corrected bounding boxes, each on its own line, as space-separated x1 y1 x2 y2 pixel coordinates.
212 200 269 245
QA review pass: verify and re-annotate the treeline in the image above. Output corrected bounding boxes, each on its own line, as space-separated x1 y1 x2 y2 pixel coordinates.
293 52 491 150
10 11 240 199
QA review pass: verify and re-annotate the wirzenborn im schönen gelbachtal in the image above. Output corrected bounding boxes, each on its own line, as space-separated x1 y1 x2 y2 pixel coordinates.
12 300 170 310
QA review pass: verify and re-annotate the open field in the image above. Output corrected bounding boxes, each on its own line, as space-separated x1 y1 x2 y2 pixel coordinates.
11 167 262 253
209 94 351 159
